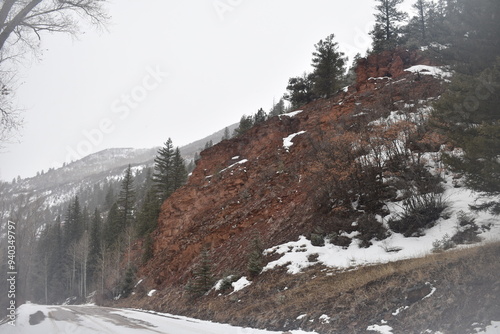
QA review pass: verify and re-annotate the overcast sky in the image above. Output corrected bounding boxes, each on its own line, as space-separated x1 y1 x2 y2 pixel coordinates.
0 0 415 181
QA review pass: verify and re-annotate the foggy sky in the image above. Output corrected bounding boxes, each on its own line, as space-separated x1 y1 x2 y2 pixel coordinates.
0 0 415 181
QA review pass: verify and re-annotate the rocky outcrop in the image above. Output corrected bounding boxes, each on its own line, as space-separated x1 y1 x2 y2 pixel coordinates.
140 50 446 292
355 49 435 91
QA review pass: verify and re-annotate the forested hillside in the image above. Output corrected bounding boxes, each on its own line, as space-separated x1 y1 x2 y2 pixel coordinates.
1 0 499 333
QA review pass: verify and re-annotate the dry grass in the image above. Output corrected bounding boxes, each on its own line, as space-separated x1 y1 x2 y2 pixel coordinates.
120 241 500 334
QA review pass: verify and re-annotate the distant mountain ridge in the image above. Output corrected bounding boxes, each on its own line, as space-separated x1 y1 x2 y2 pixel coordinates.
0 123 238 221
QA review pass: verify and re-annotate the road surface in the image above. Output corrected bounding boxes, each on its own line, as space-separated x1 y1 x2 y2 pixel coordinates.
0 303 305 334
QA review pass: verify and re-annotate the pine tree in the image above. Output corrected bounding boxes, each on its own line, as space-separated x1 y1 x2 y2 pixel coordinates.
284 72 315 109
64 196 83 247
153 139 187 203
247 236 264 278
172 148 188 191
121 266 135 298
233 115 254 137
117 165 136 228
253 108 267 125
104 185 115 211
422 0 448 45
153 139 175 202
135 187 160 237
269 97 286 117
186 247 214 297
310 34 346 98
448 0 500 75
370 0 408 52
103 203 121 248
221 127 231 141
87 208 102 286
141 233 154 264
204 140 213 150
432 59 500 197
413 0 429 43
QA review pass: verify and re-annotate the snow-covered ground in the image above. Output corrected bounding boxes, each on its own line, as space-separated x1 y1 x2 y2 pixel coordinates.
404 64 452 80
366 321 500 334
283 131 306 152
263 181 500 275
0 303 318 334
264 76 499 276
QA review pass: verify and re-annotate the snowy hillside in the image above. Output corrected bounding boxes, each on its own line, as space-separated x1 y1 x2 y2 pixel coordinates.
263 169 500 275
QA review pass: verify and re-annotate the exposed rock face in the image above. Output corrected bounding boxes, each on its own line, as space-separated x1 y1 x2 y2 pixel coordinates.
355 49 434 91
141 50 445 290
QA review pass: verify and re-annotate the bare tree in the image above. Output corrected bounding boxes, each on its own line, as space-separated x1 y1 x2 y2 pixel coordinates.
0 0 109 148
0 0 108 58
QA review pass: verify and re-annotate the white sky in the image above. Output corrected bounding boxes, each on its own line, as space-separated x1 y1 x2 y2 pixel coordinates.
0 0 415 181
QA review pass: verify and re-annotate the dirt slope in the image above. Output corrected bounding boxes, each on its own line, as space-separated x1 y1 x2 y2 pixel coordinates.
112 50 500 333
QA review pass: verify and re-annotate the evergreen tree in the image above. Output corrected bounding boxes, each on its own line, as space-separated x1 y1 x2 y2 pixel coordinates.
269 97 286 117
221 127 231 141
204 140 213 150
135 167 153 209
153 139 175 202
310 34 346 98
135 187 160 238
185 247 214 297
121 267 135 298
432 59 500 197
141 233 154 264
370 0 408 52
247 236 264 278
412 0 429 43
253 108 267 125
64 196 83 247
81 206 90 232
103 203 121 248
104 185 115 211
153 139 187 203
233 115 254 137
87 209 102 286
446 0 500 74
172 148 188 191
284 72 316 109
117 165 136 228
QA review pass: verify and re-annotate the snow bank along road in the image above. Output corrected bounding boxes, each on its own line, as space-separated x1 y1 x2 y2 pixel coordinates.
0 303 315 334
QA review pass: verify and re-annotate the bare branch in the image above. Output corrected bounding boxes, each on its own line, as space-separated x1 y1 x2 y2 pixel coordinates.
0 0 109 148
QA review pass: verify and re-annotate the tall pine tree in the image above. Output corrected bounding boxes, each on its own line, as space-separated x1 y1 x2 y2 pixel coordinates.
310 34 346 98
153 139 175 202
64 196 83 248
135 187 161 237
117 165 136 228
103 203 121 248
370 0 408 52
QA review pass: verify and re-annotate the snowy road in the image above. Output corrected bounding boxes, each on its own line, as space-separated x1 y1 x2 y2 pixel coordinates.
0 303 314 334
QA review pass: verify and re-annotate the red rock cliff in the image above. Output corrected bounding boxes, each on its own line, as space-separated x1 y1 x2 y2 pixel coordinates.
141 50 445 289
